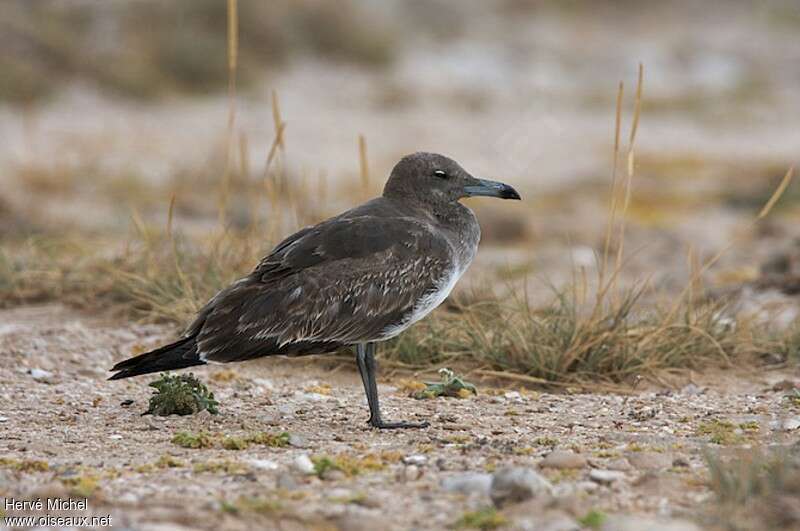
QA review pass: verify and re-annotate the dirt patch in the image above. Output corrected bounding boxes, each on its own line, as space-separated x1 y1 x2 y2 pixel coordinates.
1 305 798 529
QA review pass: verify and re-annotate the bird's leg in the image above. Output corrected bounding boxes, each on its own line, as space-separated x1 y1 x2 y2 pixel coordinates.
355 342 429 429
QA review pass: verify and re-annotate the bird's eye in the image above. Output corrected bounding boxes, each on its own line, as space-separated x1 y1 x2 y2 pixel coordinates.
433 170 448 179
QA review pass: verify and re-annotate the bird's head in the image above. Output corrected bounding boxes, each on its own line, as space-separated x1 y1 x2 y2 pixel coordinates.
383 152 521 206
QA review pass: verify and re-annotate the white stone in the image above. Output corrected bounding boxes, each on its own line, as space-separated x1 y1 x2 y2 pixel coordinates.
441 473 492 496
29 368 53 381
403 454 427 466
293 454 315 475
589 469 626 484
249 459 279 471
782 416 800 431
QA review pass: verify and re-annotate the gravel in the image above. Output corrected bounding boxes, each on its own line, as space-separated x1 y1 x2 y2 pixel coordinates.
1 305 797 530
490 467 553 507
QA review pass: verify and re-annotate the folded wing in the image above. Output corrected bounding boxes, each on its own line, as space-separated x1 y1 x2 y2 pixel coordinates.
188 212 454 362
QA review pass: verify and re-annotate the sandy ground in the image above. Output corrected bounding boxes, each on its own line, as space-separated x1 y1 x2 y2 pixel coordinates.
1 304 799 530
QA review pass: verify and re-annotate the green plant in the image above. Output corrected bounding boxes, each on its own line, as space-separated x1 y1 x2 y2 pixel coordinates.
455 507 507 530
413 368 477 399
172 431 215 449
146 373 219 416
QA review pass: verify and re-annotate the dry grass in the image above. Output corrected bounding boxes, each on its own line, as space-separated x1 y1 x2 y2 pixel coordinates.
0 18 798 387
0 0 398 103
701 446 800 530
1 27 798 390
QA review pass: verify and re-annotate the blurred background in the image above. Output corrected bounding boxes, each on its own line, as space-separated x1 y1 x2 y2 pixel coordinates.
2 0 800 316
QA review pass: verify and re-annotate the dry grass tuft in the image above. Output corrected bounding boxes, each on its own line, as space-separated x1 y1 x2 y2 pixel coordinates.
701 446 800 530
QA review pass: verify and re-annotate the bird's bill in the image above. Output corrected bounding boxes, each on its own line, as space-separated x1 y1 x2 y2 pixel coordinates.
463 178 521 200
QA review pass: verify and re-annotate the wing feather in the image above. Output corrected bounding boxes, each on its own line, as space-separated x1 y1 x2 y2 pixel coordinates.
192 207 454 362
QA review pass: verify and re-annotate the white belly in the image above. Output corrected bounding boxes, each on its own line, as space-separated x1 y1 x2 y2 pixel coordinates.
379 264 465 340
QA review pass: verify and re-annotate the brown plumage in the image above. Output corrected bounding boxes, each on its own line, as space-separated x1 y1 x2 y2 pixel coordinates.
110 152 520 429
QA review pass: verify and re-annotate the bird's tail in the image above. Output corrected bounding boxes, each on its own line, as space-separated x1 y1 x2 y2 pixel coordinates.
108 336 205 380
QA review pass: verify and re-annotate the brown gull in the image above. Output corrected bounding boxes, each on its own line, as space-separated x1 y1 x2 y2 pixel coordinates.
110 152 521 429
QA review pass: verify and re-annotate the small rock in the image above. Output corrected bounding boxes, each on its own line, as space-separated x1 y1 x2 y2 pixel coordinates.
253 378 275 391
293 454 315 475
322 468 346 481
278 405 297 418
589 469 626 484
0 416 8 422
293 391 330 402
277 474 299 490
772 379 798 391
120 399 134 407
672 457 690 468
332 513 385 531
680 383 704 396
249 459 279 471
328 488 352 499
261 413 281 425
441 472 492 496
403 454 427 466
288 433 308 448
490 467 553 507
403 465 421 481
29 368 53 382
28 481 69 500
627 452 673 471
118 492 140 504
109 434 123 440
601 515 701 531
510 511 580 531
605 458 633 472
539 450 587 469
783 416 800 431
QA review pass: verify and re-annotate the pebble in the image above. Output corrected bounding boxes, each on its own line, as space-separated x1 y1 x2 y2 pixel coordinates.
109 434 123 440
0 416 8 422
782 416 800 431
403 465 421 481
539 450 587 469
627 452 673 470
252 378 275 391
403 454 427 466
606 458 633 471
278 405 297 418
288 433 309 448
276 474 299 491
680 383 704 396
772 379 798 391
322 469 346 481
672 457 690 468
143 417 162 431
601 515 701 531
512 511 580 531
293 454 315 475
328 487 352 499
441 472 493 496
293 391 330 402
490 467 552 507
249 459 279 471
589 469 627 484
29 368 53 382
118 492 140 504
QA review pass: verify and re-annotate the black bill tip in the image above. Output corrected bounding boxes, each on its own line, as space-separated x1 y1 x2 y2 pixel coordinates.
464 178 522 200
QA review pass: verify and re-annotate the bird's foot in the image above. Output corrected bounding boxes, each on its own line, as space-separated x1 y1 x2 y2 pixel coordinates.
368 417 429 430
